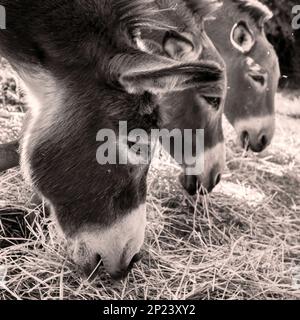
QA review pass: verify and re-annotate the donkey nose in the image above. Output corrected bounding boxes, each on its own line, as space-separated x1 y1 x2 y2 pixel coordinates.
179 172 222 196
241 130 270 153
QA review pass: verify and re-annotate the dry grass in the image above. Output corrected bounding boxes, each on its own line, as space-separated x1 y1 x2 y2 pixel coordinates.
0 58 300 300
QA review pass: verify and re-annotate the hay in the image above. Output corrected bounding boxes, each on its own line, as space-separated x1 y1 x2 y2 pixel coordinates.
0 61 300 300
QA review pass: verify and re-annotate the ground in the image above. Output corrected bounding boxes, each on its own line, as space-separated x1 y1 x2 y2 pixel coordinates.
0 58 300 300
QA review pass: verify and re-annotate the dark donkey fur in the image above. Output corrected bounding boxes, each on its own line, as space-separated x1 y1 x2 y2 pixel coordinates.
0 0 225 278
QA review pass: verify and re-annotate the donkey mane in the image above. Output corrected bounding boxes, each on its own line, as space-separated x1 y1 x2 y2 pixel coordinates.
233 0 273 26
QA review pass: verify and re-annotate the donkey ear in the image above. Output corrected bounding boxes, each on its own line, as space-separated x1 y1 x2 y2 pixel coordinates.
162 31 201 61
120 61 223 95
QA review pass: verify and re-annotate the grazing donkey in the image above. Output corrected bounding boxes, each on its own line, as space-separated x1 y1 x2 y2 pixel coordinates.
206 0 280 152
138 0 226 195
0 0 226 278
149 0 279 195
146 0 279 199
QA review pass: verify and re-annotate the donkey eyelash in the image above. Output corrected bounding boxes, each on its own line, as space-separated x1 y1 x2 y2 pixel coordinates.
203 96 221 110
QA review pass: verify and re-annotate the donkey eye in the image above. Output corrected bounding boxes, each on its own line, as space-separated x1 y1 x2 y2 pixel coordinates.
203 96 221 110
231 21 255 53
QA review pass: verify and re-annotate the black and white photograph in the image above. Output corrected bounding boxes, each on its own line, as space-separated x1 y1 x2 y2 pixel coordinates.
0 0 299 303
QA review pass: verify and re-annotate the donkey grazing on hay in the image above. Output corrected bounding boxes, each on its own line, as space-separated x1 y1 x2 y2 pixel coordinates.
156 0 280 195
0 0 226 278
206 0 280 152
139 0 226 195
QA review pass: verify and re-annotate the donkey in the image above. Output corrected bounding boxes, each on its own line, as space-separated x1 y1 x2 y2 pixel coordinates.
137 0 226 195
206 0 280 152
0 0 226 278
151 0 280 195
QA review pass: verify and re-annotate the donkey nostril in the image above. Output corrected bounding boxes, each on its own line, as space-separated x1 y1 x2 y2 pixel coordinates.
127 252 143 272
259 134 268 149
111 252 142 280
179 174 199 196
241 131 250 150
214 173 222 187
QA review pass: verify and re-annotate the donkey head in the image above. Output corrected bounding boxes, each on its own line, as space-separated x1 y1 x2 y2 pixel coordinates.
154 0 227 195
207 0 280 152
57 61 224 278
55 1 226 275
